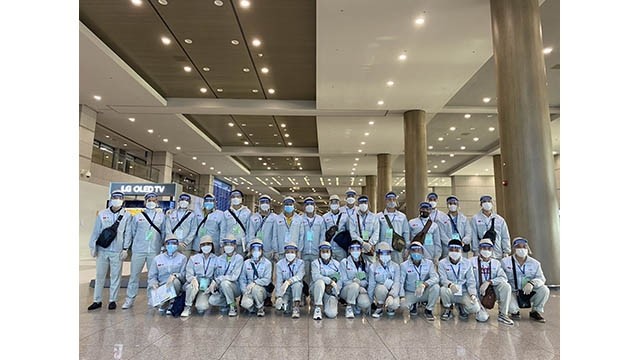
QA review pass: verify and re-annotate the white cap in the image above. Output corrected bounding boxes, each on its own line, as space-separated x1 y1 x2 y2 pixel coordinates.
329 194 340 201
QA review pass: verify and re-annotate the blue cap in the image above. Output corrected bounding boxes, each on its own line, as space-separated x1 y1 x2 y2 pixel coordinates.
303 197 315 205
222 236 237 244
513 237 528 246
448 239 463 248
259 194 272 202
446 195 459 203
345 189 357 196
203 193 215 201
283 196 295 204
178 193 191 201
284 243 299 251
419 202 432 209
144 192 157 200
230 190 244 198
426 192 438 200
358 195 369 203
111 191 124 198
349 241 362 249
480 195 493 202
385 191 397 199
319 242 332 250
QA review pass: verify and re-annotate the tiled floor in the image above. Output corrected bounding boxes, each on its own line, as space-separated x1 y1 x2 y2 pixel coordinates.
79 283 559 360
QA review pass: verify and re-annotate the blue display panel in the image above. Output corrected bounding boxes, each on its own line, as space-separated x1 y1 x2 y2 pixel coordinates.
214 179 232 211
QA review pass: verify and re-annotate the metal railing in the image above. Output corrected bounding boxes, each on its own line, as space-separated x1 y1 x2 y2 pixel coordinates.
91 146 160 182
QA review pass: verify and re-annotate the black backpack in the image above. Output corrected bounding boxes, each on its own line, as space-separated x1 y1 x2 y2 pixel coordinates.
96 214 124 248
169 292 186 317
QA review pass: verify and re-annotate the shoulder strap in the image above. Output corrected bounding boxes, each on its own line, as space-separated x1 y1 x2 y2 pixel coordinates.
337 212 343 225
418 218 433 236
250 261 259 280
447 213 460 234
172 211 192 233
357 214 362 237
383 214 393 229
511 256 518 289
227 209 247 233
141 211 162 234
490 218 495 231
477 256 482 284
194 212 210 237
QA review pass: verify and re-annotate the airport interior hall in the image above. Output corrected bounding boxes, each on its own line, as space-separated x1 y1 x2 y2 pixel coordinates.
79 0 561 359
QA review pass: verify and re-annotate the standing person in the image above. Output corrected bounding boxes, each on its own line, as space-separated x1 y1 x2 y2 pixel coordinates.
439 239 481 321
470 195 511 259
164 193 197 257
501 237 550 323
87 190 131 311
247 194 278 306
273 196 304 263
148 235 187 314
368 242 401 318
398 242 440 320
425 192 451 259
339 241 372 318
339 189 358 214
323 194 347 262
471 239 514 325
181 235 216 317
348 195 379 264
208 235 244 317
239 239 273 317
122 192 166 310
192 193 224 257
310 242 342 320
301 197 326 288
274 242 305 318
408 202 441 263
377 191 410 264
222 190 252 255
444 195 473 256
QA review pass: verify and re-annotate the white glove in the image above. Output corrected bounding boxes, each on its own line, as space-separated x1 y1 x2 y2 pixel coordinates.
167 274 176 284
470 294 478 303
384 278 394 290
359 286 367 294
245 283 256 295
275 297 284 310
502 253 510 259
150 282 159 290
205 281 217 295
330 280 337 289
479 281 491 296
119 250 128 261
449 283 459 294
385 295 394 308
433 258 439 265
362 242 372 253
415 283 426 298
90 248 97 258
190 278 199 290
523 282 534 295
280 280 291 294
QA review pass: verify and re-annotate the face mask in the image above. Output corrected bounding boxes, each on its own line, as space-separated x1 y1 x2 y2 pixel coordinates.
420 211 430 218
284 205 294 213
252 250 262 260
320 252 331 260
380 254 391 264
110 199 123 208
351 251 361 259
179 200 189 209
346 197 356 205
166 244 178 255
231 198 242 206
260 203 270 212
201 245 212 254
480 250 492 258
285 253 296 262
515 248 528 258
146 201 157 210
410 252 423 262
387 202 397 209
224 245 234 254
203 202 215 210
448 204 458 212
429 201 437 209
449 252 462 261
358 204 368 212
330 203 340 211
305 205 315 213
482 202 493 211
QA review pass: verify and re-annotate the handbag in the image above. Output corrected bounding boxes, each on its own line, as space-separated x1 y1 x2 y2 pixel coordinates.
95 213 124 248
511 256 536 308
168 292 186 317
477 257 496 309
412 218 433 245
384 214 405 252
448 214 470 252
482 218 497 243
325 213 342 242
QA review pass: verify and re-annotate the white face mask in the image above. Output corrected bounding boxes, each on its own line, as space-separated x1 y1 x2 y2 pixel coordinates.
448 204 458 212
380 254 391 264
449 252 462 261
252 250 262 260
110 199 123 208
358 204 368 212
346 197 356 205
482 202 493 211
480 250 492 259
285 253 296 262
146 201 157 209
201 245 213 254
305 205 315 213
330 203 340 211
231 198 242 206
387 202 397 209
224 245 234 254
320 252 331 260
351 251 361 259
429 201 437 209
260 203 270 212
179 200 189 209
515 248 528 258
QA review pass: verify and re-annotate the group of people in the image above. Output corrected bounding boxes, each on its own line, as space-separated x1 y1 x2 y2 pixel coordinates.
87 189 550 325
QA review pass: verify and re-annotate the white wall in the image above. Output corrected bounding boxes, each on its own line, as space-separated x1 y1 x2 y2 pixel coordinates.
451 176 496 218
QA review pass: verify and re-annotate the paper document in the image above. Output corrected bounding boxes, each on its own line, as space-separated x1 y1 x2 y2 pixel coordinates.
150 283 177 307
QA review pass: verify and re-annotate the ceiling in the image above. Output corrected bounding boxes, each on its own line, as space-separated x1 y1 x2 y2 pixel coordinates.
79 0 560 201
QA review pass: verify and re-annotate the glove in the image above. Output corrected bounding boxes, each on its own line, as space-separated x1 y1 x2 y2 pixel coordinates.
119 250 128 261
502 253 510 259
433 258 439 265
245 283 256 295
449 283 459 295
280 280 291 294
523 282 534 295
359 286 367 294
330 280 337 289
362 242 372 253
470 294 478 303
385 295 394 308
167 273 176 284
205 281 217 295
190 278 199 290
384 278 394 290
415 283 425 298
479 281 491 296
273 253 280 262
90 248 97 258
275 297 284 310
150 282 159 290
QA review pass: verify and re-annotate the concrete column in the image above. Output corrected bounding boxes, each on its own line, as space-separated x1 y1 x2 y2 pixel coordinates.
491 0 560 284
492 155 506 217
404 110 428 219
151 152 173 183
198 174 215 195
246 194 256 212
377 154 392 210
366 175 378 213
79 105 96 181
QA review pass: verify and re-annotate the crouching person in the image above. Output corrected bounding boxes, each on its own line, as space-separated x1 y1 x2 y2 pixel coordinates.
471 239 514 325
274 242 305 318
368 242 401 318
148 235 187 314
399 241 439 320
181 235 216 317
339 241 372 318
208 235 244 316
240 239 273 317
311 242 342 320
439 239 481 321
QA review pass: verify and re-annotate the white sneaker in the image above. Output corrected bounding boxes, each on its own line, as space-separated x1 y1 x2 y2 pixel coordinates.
275 297 284 311
121 298 134 310
292 306 300 318
229 305 238 317
372 308 384 318
181 306 191 317
257 307 265 317
345 305 355 319
313 306 322 320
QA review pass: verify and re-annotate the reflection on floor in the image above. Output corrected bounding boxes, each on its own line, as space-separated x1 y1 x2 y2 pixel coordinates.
79 284 559 360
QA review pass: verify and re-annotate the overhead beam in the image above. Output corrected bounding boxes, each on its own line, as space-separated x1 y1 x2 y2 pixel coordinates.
438 105 560 115
447 140 501 176
219 146 319 156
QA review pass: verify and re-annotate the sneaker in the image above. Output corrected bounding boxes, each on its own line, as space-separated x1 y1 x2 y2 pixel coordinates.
108 302 117 310
313 306 323 320
457 304 469 320
386 310 396 317
87 302 102 311
181 306 191 318
345 305 355 319
257 307 265 317
530 311 546 323
122 298 134 310
409 304 418 316
372 308 384 318
498 312 514 326
229 305 238 317
441 307 453 321
510 311 521 320
425 309 435 321
354 306 362 316
292 306 300 318
274 297 284 311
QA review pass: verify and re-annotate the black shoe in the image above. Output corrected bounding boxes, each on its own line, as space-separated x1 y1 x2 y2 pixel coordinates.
264 297 273 307
441 307 453 321
88 302 102 311
510 311 521 320
108 302 117 310
409 304 418 316
425 309 435 321
530 311 546 323
457 304 469 320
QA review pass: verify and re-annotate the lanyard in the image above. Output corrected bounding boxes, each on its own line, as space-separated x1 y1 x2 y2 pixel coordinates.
450 263 461 282
386 211 397 229
305 215 316 229
413 263 422 278
319 259 338 274
420 218 430 227
203 255 213 275
431 210 438 222
284 215 293 231
330 213 339 225
516 262 526 276
287 262 296 277
223 256 233 275
257 215 268 233
358 213 368 233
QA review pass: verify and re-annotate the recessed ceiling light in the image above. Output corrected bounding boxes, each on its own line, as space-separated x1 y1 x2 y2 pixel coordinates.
123 144 127 147
163 138 168 143
243 68 250 73
464 114 471 119
358 149 363 153
158 0 169 5
231 39 239 45
217 171 222 174
351 168 356 171
427 170 431 173
192 156 197 160
261 67 269 74
386 80 394 86
415 17 425 25
287 142 293 146
176 146 181 150
364 132 369 136
267 88 275 94
369 121 375 125
284 133 290 138
489 127 496 132
228 122 234 127
128 117 135 122
203 67 210 72
428 145 433 150
350 172 355 175
252 39 262 47
131 0 143 6
267 167 271 170
449 154 454 157
299 167 303 170
473 137 479 141
240 0 250 8
482 97 491 103
360 141 366 145
184 39 193 44
202 162 206 165
210 167 214 170
258 53 263 57
93 95 101 101
437 137 444 141
184 66 192 72
441 160 446 163
244 141 249 145
449 126 456 131
214 0 224 6
200 88 207 93
398 54 407 61
377 100 384 105
161 37 171 45
460 146 466 150
433 165 438 169
147 129 154 133
237 133 242 137
353 163 357 166
487 115 493 118
281 123 286 128
543 47 553 54
470 127 476 130
252 89 259 93
217 88 224 92
105 135 110 138
553 151 558 155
